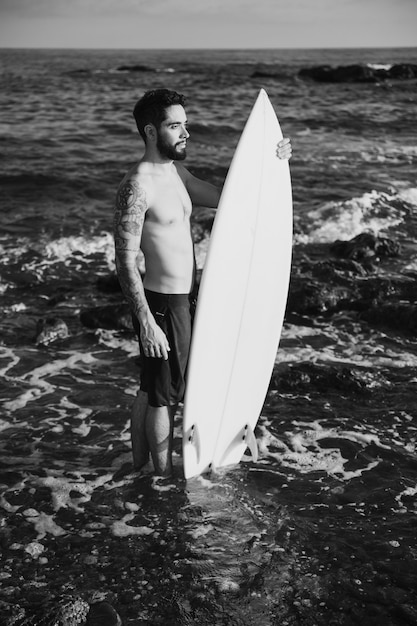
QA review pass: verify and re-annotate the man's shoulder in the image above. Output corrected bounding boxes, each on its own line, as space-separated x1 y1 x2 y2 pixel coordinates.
119 162 149 185
118 163 153 197
115 164 153 212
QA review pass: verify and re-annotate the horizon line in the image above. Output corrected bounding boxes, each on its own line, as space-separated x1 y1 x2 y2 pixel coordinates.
1 44 416 51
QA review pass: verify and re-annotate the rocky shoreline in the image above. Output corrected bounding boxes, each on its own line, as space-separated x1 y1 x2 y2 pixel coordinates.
75 229 417 341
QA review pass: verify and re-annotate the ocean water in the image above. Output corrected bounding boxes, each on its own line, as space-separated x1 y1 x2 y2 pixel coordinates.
1 47 417 625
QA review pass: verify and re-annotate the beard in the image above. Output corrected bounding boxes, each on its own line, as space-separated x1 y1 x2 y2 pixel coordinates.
156 134 187 161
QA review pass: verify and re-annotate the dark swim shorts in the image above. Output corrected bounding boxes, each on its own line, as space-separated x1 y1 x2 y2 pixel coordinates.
132 290 193 408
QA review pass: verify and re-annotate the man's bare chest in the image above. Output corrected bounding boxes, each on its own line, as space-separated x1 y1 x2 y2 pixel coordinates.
148 177 192 225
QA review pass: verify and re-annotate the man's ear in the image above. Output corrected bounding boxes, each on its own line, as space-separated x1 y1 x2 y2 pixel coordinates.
144 123 156 142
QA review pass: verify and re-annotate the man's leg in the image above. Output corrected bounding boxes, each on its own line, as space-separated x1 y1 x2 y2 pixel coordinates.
146 404 177 476
131 389 150 471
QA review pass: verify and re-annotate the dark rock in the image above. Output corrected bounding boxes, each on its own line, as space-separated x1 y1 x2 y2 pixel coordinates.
330 232 400 262
86 601 122 626
299 63 417 83
271 363 386 394
286 278 354 315
116 64 155 72
97 275 122 294
80 303 133 331
299 64 379 83
361 302 417 335
307 258 369 280
35 317 69 345
356 275 417 305
388 63 417 79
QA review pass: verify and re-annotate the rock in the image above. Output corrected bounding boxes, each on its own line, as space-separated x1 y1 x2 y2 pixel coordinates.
299 64 379 83
361 302 417 335
299 63 417 83
306 258 369 279
80 304 133 331
271 363 386 394
286 278 354 315
24 542 45 559
330 232 400 262
116 64 155 72
35 318 69 345
97 275 122 294
389 63 417 79
86 601 122 626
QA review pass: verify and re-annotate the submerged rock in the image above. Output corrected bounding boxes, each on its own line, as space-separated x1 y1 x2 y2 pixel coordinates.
80 303 133 331
86 601 122 626
361 302 417 335
3 598 122 626
35 318 69 345
96 274 122 294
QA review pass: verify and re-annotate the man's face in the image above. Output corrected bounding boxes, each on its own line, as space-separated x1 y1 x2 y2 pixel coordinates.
156 105 189 161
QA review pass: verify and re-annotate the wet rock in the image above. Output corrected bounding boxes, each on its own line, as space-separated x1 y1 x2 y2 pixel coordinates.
361 302 417 335
80 304 133 331
35 317 69 345
299 63 417 83
306 258 369 279
86 601 122 626
271 362 387 393
97 275 122 294
330 232 400 262
7 597 92 626
286 278 354 315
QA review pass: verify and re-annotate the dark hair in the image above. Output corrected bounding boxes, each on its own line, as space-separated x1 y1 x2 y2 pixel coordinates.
133 89 187 142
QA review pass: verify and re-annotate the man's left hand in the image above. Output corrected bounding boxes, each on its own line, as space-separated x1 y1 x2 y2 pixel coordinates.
277 137 292 160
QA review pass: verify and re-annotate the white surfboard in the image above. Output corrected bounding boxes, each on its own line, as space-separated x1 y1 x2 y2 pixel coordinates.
183 89 292 479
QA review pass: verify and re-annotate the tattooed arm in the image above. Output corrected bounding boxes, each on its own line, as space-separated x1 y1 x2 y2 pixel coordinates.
114 177 170 360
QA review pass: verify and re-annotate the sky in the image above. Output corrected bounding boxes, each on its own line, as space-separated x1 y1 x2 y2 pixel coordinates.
0 0 416 49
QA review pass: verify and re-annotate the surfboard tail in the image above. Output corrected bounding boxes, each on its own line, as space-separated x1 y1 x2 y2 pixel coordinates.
215 424 259 469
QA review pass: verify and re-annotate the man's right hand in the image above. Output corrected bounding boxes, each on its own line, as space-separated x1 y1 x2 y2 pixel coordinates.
140 320 170 360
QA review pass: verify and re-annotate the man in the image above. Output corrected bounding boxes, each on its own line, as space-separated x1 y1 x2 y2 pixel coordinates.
114 89 292 477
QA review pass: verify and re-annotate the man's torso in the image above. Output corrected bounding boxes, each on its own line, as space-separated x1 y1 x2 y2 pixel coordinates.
125 161 195 295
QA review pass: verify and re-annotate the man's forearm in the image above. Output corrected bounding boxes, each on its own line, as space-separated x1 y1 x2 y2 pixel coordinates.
115 255 151 325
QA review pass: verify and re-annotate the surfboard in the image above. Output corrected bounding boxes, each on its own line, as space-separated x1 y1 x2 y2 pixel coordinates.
183 89 293 480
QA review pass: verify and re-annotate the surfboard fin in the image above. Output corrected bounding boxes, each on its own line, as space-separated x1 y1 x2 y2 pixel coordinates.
185 424 201 464
243 424 259 462
218 424 259 467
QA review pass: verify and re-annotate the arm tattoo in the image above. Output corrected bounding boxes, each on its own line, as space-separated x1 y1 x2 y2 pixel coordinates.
113 179 149 320
114 180 147 244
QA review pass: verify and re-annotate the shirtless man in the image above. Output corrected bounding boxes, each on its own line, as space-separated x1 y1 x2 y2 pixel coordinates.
114 89 292 476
